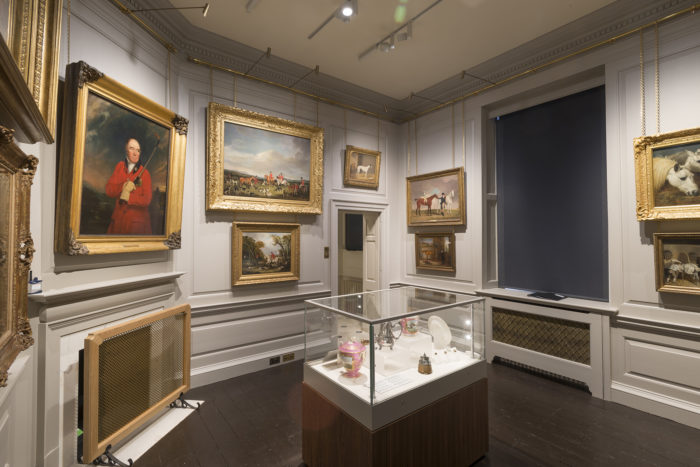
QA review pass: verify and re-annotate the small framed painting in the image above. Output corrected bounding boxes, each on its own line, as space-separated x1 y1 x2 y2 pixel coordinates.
415 232 456 272
232 222 300 286
406 167 465 226
654 233 700 295
343 145 381 189
634 127 700 220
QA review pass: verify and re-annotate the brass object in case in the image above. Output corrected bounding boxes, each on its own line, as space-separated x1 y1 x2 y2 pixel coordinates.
418 353 432 375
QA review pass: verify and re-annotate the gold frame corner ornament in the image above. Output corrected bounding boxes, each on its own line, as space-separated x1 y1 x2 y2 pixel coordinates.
634 127 700 220
343 145 381 189
54 61 188 255
206 102 323 214
0 130 36 387
231 222 301 286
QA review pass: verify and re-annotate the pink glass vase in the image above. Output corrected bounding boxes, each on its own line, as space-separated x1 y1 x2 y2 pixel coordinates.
338 340 366 378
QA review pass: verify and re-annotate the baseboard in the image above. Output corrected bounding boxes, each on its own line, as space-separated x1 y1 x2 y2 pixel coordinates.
610 382 700 430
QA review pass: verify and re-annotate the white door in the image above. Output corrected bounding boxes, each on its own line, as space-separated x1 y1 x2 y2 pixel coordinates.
363 212 380 292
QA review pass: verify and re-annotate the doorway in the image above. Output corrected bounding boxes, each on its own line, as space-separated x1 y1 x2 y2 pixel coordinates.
338 210 380 294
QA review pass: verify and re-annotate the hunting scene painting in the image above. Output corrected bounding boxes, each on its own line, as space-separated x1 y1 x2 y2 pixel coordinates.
415 233 455 272
79 92 170 236
654 233 700 295
207 103 323 214
344 145 381 189
232 222 300 286
635 128 700 220
406 167 465 226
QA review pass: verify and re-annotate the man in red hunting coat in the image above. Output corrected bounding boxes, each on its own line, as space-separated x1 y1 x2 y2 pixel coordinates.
105 137 152 234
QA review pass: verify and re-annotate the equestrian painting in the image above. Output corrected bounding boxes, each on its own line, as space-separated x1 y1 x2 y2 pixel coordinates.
654 233 700 295
406 167 465 226
344 145 381 189
232 222 300 286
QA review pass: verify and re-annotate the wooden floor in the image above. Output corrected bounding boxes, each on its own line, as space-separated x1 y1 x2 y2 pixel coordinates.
134 361 700 467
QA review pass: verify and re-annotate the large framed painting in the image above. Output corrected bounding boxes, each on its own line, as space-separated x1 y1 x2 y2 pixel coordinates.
415 232 455 272
54 61 188 255
654 233 700 295
634 128 700 220
2 0 61 141
0 127 36 386
406 167 465 226
344 145 381 189
232 222 300 286
206 102 323 214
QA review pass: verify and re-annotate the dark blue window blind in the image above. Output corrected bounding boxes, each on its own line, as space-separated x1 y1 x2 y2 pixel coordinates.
496 86 608 301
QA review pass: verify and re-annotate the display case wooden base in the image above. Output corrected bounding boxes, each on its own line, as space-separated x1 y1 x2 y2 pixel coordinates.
302 378 489 467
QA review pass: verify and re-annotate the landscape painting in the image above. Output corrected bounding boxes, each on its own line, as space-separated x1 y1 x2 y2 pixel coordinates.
415 232 455 272
207 103 323 214
406 167 465 226
232 222 300 286
654 233 700 295
635 128 700 220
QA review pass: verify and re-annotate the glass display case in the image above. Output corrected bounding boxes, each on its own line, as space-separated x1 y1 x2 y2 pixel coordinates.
303 286 486 431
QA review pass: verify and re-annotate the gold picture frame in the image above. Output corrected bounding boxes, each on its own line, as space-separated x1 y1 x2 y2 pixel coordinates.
232 222 300 286
406 167 466 226
0 126 36 387
54 61 188 255
206 102 323 214
634 127 700 220
654 233 700 295
415 232 456 272
3 0 62 142
343 145 381 189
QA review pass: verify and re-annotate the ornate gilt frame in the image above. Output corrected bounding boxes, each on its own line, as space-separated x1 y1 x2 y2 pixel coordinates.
4 0 62 141
232 222 300 286
406 167 466 227
54 61 188 255
653 232 700 296
415 232 456 272
634 127 700 220
0 126 36 387
206 102 324 214
343 145 381 189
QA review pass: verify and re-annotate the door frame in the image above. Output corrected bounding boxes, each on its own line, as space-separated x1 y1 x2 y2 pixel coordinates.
330 199 389 296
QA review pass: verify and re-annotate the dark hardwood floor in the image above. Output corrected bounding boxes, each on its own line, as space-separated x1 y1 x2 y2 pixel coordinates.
134 361 700 467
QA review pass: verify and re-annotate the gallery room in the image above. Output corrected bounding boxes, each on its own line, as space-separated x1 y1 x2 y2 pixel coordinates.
1 0 699 465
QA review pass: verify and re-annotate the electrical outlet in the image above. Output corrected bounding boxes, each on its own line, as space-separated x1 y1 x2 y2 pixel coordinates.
269 356 280 365
282 352 295 362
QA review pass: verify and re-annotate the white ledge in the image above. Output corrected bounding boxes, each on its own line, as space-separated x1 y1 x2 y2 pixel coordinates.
28 271 185 306
476 288 618 315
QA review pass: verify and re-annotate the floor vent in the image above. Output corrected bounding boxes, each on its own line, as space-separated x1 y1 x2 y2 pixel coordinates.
493 357 590 393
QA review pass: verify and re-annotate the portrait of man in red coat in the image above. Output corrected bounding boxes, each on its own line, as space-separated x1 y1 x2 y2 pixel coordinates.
105 138 152 234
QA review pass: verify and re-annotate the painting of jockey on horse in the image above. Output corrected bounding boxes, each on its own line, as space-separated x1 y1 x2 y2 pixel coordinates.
207 103 323 214
406 167 466 226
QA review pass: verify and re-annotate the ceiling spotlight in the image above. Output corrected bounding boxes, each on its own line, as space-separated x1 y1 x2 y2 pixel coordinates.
341 4 354 17
202 3 210 17
397 22 412 42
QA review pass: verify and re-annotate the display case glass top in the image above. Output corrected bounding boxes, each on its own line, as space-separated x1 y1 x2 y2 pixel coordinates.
306 286 481 323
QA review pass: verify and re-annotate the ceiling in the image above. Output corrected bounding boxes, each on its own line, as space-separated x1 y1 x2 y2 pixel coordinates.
130 0 694 121
170 0 616 100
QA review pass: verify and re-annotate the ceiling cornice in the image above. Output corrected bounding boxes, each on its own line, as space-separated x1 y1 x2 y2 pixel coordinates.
109 0 697 123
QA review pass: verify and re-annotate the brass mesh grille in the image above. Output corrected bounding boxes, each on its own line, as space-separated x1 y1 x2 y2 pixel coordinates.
492 307 590 364
97 314 185 442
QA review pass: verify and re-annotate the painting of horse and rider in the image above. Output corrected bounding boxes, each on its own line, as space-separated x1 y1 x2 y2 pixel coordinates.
406 167 465 226
207 103 323 214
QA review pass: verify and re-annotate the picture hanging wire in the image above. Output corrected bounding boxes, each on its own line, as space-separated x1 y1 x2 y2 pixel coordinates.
407 118 411 176
316 100 319 127
293 93 297 121
67 0 71 64
655 22 660 135
344 109 348 147
377 118 380 152
167 50 171 109
639 28 645 137
414 119 418 174
209 66 213 102
461 100 466 168
233 75 238 108
451 103 456 168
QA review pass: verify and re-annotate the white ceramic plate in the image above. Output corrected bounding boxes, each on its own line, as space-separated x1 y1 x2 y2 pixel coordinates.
428 315 452 349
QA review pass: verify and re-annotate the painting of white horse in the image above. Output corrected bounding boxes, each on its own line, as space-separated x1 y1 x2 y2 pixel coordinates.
655 233 700 295
344 145 381 189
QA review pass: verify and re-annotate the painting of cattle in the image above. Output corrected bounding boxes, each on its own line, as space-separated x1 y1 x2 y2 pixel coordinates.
635 128 700 220
232 222 300 286
406 167 465 226
207 103 323 214
654 233 700 295
344 145 381 189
